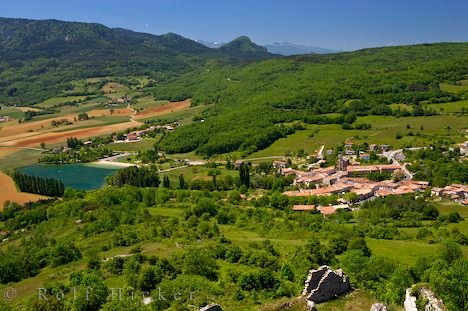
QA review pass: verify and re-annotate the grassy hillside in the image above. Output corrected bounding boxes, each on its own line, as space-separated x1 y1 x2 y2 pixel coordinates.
0 186 466 311
153 43 468 156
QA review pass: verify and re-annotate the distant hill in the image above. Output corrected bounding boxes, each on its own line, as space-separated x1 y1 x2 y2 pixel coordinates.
153 42 468 156
194 39 225 49
197 39 340 55
264 42 340 55
219 36 275 60
0 18 276 104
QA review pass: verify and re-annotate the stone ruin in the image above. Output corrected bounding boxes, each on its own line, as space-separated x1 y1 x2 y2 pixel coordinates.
404 286 446 311
302 265 351 309
370 303 388 311
199 304 223 311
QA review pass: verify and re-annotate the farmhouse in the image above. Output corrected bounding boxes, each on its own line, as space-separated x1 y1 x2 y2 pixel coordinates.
126 132 140 141
292 205 316 212
359 153 370 161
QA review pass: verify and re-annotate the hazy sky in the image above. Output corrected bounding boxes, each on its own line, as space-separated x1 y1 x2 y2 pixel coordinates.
2 0 467 50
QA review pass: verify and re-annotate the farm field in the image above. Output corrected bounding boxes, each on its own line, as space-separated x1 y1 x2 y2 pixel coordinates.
162 165 238 184
37 95 88 108
140 104 213 125
107 138 157 152
133 99 192 120
0 106 25 120
133 96 169 110
439 81 468 93
426 99 468 114
250 112 468 158
0 171 47 207
0 148 45 170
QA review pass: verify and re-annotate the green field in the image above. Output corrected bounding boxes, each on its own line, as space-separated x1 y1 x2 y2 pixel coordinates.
251 114 468 157
0 148 46 171
107 138 157 152
0 106 25 120
37 95 88 108
440 82 468 93
426 99 468 114
50 115 131 133
133 96 169 110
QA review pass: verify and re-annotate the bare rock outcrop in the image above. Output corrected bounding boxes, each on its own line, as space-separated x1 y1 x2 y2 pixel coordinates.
199 304 222 311
370 303 388 311
404 286 446 311
302 265 351 304
405 288 418 311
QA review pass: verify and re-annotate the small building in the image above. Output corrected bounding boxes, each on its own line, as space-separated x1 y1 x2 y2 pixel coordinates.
234 160 244 168
0 116 10 122
347 164 401 176
379 144 391 151
292 205 316 212
127 132 139 141
83 141 93 146
273 160 289 169
326 149 334 155
368 144 377 151
318 206 337 216
337 154 349 171
359 153 370 161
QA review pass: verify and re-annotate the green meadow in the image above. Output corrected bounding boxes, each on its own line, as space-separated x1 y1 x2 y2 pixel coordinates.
107 138 157 152
251 111 467 157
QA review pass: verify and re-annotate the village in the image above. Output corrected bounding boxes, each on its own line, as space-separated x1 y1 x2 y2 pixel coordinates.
273 141 468 216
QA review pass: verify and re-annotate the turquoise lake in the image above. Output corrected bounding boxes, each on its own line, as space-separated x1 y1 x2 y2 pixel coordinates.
19 164 121 190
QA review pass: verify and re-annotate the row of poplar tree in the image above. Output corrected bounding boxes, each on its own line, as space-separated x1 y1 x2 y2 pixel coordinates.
12 171 64 196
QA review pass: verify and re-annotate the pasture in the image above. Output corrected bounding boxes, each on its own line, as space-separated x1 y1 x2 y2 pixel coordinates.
133 96 169 110
250 113 468 157
107 138 157 152
439 81 468 93
37 95 88 108
140 104 213 125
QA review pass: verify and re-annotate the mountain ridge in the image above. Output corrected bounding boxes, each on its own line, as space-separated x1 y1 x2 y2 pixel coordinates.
0 17 277 104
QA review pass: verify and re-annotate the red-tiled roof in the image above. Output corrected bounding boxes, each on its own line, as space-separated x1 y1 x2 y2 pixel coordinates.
292 205 316 211
319 206 337 215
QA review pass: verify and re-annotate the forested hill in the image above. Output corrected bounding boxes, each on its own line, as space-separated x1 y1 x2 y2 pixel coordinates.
0 17 277 104
153 42 468 156
219 36 274 60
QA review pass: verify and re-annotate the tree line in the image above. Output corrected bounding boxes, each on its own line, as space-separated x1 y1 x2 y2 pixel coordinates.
107 166 161 187
12 171 64 196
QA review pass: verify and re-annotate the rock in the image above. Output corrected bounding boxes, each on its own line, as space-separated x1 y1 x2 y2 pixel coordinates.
199 304 222 311
420 288 445 311
303 265 351 304
404 286 446 311
307 300 317 311
370 303 388 311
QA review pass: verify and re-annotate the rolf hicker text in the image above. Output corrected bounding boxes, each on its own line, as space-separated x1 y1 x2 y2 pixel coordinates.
37 287 195 302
